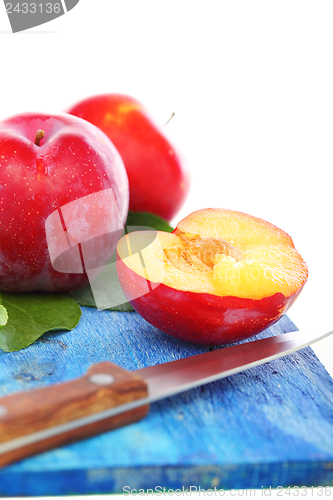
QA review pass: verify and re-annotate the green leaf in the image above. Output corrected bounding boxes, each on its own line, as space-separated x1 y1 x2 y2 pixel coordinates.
0 292 82 352
126 211 174 233
70 283 134 312
70 249 133 312
0 305 8 330
71 212 173 312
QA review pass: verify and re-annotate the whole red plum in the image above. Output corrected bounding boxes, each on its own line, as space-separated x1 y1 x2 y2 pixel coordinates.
67 94 190 222
0 112 129 292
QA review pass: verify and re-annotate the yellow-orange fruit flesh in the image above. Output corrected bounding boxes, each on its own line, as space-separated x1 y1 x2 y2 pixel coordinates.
118 209 308 301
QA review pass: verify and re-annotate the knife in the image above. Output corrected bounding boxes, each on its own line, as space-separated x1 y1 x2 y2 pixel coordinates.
0 327 331 467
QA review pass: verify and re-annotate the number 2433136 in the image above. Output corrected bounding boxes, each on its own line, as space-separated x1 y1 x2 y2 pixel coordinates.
5 2 62 14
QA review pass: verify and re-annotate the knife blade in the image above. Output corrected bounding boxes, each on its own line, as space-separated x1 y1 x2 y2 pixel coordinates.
0 327 331 467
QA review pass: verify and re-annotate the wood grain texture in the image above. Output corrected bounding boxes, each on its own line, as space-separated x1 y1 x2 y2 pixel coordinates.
0 361 149 466
0 307 332 495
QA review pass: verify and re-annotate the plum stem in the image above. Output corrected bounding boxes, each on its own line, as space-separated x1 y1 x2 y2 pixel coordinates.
164 112 175 126
35 130 45 146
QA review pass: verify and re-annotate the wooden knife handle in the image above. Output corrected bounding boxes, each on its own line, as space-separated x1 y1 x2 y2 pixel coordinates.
0 361 149 467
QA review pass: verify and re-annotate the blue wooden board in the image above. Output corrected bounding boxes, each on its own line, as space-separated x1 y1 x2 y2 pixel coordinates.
0 307 333 496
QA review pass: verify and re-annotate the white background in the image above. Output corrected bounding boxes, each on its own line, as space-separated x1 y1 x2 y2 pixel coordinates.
0 1 332 378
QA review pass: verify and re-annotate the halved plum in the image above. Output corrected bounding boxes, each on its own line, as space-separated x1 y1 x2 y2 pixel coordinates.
116 209 308 344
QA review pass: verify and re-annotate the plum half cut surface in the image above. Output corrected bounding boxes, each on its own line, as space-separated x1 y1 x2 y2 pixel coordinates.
116 208 308 345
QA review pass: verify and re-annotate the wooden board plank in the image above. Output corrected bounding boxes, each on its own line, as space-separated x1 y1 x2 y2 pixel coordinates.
0 307 332 496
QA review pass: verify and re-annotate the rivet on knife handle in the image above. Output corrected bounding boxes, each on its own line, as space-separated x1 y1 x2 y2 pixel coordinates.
0 361 149 467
